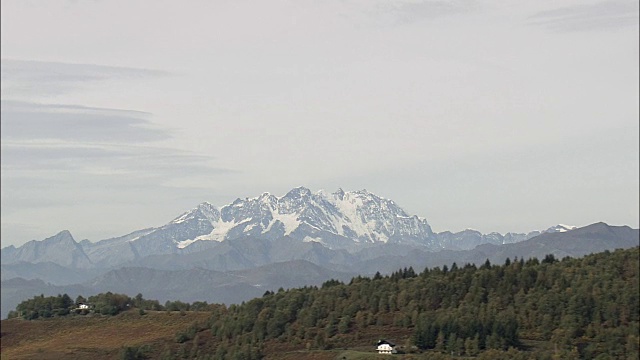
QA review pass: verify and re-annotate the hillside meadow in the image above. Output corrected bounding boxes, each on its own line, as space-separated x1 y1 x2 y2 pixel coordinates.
1 311 210 359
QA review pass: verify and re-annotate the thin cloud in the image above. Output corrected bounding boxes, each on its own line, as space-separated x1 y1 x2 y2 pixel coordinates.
3 100 151 115
1 145 128 171
528 1 639 32
1 59 169 97
1 142 234 177
1 100 170 143
358 0 478 25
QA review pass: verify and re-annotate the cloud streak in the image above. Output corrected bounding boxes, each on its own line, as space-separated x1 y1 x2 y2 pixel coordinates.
1 59 168 98
1 101 169 143
528 0 639 32
1 143 232 176
363 0 478 25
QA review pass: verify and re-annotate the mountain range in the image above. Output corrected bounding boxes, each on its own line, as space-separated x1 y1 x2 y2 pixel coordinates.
1 187 638 318
1 187 574 267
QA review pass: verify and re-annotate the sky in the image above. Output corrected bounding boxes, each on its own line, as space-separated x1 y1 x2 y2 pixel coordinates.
1 0 638 248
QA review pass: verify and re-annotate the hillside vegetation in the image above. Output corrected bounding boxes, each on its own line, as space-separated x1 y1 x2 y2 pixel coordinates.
2 247 638 359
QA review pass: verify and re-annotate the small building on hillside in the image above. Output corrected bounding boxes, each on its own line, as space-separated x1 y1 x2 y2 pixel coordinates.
76 303 93 310
376 339 397 354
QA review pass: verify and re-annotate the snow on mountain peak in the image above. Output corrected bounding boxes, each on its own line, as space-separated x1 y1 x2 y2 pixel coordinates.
545 224 577 233
174 187 435 249
171 202 220 225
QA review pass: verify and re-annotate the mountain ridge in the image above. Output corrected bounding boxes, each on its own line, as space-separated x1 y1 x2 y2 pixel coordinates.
1 187 585 269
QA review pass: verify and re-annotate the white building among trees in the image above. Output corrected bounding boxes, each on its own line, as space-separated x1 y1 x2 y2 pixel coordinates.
376 339 397 354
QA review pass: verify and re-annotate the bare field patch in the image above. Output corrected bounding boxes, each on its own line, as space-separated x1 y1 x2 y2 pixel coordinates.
1 310 211 359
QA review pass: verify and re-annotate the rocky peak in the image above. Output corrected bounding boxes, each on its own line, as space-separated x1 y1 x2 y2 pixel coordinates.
171 202 220 225
284 186 312 199
49 230 76 244
195 202 221 221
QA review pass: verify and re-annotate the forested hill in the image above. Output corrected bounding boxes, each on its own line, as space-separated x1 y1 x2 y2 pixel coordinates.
3 248 638 359
201 247 639 359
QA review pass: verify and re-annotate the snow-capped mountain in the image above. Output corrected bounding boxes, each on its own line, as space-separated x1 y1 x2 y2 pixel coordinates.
174 187 436 250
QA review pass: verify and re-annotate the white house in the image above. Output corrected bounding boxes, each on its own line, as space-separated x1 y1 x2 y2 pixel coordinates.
78 303 90 310
376 340 397 354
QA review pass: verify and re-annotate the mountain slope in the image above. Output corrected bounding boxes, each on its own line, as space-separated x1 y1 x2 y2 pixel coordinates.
79 228 154 268
122 236 356 272
0 261 104 286
352 223 640 274
1 231 93 269
81 260 354 305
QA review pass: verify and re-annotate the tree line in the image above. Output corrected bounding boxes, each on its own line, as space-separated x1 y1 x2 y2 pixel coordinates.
9 292 220 319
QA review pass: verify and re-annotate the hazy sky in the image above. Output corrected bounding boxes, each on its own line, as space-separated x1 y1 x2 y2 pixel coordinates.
1 0 638 247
